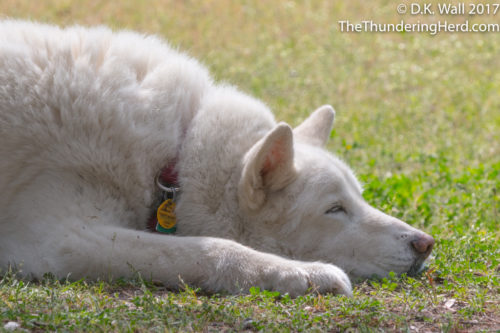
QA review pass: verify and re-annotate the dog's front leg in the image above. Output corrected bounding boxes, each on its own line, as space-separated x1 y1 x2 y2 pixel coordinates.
5 222 351 296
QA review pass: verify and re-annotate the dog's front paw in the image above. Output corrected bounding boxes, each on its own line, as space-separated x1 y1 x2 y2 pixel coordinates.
266 261 352 297
300 262 352 297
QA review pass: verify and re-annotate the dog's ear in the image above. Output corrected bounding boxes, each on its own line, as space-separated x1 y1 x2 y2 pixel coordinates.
238 123 297 211
294 105 335 147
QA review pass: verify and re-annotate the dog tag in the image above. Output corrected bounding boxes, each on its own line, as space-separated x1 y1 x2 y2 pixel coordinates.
156 199 177 233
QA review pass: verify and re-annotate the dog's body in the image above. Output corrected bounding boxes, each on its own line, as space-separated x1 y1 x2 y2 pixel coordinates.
0 21 434 296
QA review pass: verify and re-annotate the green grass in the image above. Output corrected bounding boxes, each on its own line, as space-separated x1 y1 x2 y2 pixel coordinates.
1 1 499 331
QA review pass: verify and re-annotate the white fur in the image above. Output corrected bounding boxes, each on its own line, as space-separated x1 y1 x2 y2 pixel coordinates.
0 20 433 297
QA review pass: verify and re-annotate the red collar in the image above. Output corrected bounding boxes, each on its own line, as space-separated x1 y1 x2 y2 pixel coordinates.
158 162 179 187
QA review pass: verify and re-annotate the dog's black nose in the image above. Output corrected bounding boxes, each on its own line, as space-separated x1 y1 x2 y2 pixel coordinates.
410 234 435 258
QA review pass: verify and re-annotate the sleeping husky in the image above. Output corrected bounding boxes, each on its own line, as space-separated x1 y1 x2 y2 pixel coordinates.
0 20 434 297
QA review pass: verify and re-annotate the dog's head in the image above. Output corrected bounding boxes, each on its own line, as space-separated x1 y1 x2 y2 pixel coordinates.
238 106 434 279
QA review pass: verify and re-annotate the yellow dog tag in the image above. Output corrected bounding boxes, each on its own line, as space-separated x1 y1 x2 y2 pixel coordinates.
156 199 177 233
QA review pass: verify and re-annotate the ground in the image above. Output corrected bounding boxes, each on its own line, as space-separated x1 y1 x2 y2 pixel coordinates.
0 1 499 331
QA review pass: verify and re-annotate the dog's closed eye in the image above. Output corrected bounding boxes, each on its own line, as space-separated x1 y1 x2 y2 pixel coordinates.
325 204 346 215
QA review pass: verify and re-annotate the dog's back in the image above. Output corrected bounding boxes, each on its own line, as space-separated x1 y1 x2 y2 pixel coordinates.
0 20 211 224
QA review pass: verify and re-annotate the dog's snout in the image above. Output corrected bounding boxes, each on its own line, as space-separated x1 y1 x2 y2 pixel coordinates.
410 234 435 258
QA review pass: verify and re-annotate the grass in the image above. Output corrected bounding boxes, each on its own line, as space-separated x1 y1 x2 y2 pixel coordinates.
1 0 499 331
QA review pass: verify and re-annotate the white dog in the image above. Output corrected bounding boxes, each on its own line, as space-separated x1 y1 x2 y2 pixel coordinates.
0 20 434 297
